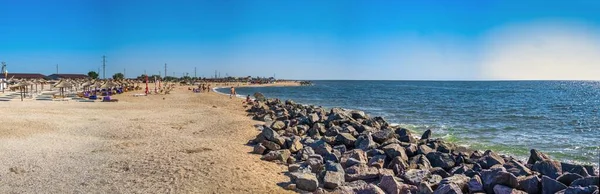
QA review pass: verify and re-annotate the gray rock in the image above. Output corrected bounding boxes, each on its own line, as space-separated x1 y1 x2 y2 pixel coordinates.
570 176 599 187
528 149 550 165
372 129 394 144
351 110 368 120
261 140 281 151
323 171 345 189
252 143 267 155
533 160 563 179
403 143 419 157
261 150 291 163
403 169 432 185
480 169 519 193
383 143 409 162
542 175 568 194
288 164 302 172
430 167 451 178
356 133 377 151
345 164 381 182
299 146 315 161
308 113 320 124
439 174 470 191
261 127 278 141
468 175 484 193
418 182 434 194
517 175 540 194
333 144 347 154
271 120 286 130
309 139 332 156
433 183 462 194
493 184 528 194
326 125 342 137
563 164 590 177
418 144 434 156
504 160 532 177
409 154 433 170
294 173 319 192
335 133 357 147
306 157 323 174
288 137 303 153
337 182 387 194
325 161 344 173
426 152 456 170
341 149 369 168
561 185 598 194
421 129 432 140
557 173 584 186
368 154 387 169
378 175 403 194
478 150 505 169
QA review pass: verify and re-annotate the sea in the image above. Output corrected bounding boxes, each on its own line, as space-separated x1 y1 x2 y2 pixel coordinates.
217 80 600 167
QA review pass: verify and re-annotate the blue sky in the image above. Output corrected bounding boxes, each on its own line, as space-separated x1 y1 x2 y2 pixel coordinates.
1 0 600 80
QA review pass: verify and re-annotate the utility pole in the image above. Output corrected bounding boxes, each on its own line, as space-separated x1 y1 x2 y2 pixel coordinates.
124 68 126 78
144 70 146 76
214 70 217 79
56 64 58 74
194 67 197 78
159 71 161 78
164 63 167 79
102 55 106 79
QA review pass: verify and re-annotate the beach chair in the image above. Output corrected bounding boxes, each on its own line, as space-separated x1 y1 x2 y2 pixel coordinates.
89 95 98 100
102 96 119 102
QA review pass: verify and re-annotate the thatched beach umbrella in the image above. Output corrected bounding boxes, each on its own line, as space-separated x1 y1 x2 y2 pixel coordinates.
100 81 118 96
54 80 73 97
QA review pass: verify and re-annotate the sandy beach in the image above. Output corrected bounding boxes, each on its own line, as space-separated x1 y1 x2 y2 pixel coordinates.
0 82 299 193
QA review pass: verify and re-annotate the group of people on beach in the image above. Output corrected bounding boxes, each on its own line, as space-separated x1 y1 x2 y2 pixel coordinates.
191 84 212 93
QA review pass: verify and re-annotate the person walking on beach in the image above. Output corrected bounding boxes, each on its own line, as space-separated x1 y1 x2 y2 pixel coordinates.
230 86 236 99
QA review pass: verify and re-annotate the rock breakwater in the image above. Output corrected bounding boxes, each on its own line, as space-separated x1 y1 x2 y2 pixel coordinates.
246 98 599 193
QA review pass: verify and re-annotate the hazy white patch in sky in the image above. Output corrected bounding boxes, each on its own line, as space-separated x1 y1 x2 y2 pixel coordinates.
481 20 600 80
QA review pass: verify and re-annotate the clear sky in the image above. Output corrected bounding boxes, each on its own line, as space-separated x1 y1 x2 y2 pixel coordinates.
1 0 600 80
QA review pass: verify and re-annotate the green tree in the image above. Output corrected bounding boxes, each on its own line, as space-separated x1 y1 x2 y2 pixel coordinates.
87 71 99 79
112 73 124 80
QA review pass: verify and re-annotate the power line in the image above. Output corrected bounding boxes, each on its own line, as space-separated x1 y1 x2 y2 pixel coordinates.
102 55 106 79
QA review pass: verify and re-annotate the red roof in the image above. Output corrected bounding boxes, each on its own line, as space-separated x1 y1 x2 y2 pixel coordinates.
0 73 46 79
47 74 89 79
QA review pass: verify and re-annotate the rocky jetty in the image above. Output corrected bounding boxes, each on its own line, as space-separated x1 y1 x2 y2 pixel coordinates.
246 98 599 193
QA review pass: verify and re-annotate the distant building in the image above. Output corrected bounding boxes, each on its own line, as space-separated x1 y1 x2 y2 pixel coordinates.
46 74 89 80
0 73 46 79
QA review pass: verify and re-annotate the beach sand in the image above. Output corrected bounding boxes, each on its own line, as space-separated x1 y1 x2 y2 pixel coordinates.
0 82 299 193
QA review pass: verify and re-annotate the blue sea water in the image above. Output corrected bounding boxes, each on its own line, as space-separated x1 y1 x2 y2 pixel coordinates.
218 80 600 166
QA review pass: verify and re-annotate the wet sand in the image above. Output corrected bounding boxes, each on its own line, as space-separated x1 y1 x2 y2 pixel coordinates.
0 82 299 193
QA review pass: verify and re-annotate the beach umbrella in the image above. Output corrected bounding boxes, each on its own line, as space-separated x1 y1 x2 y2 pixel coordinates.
54 80 73 97
100 81 118 96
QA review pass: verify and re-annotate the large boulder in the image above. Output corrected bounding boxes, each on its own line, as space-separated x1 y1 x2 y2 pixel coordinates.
426 152 456 170
261 127 279 141
533 160 563 179
402 169 432 185
372 129 394 144
570 176 599 187
309 139 333 156
493 184 528 194
325 161 344 172
261 150 291 163
350 110 368 120
517 175 540 194
355 133 377 151
368 154 387 169
480 169 519 193
345 164 381 182
560 185 599 194
336 181 386 194
323 171 345 189
557 173 584 186
468 175 484 193
542 175 567 194
340 149 369 168
478 150 506 169
383 143 409 162
261 140 281 151
335 133 357 148
252 143 267 155
433 183 462 194
562 164 590 177
527 149 550 165
409 154 433 170
421 129 432 140
439 174 470 191
504 160 532 177
293 172 319 192
288 137 304 153
378 175 403 194
271 120 286 130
